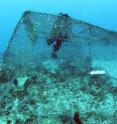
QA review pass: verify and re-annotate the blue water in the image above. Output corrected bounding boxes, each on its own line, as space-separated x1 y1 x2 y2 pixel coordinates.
0 0 117 52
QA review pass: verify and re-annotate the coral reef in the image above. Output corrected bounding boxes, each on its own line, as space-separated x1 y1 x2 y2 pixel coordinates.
0 59 116 124
0 67 14 83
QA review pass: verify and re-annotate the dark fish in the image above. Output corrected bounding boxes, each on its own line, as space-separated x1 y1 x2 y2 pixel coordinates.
74 112 82 124
13 79 18 86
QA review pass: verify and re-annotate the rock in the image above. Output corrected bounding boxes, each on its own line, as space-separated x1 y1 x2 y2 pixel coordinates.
42 59 58 73
17 77 28 86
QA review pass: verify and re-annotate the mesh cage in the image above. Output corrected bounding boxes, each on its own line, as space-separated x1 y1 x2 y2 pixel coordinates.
2 11 117 74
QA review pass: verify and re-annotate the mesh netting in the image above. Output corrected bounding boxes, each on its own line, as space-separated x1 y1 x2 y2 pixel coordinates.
2 11 117 72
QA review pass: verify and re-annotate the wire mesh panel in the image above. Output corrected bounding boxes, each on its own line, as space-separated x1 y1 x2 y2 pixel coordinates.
2 11 117 73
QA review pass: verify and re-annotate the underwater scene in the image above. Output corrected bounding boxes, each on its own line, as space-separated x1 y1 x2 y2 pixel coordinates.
0 11 117 124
